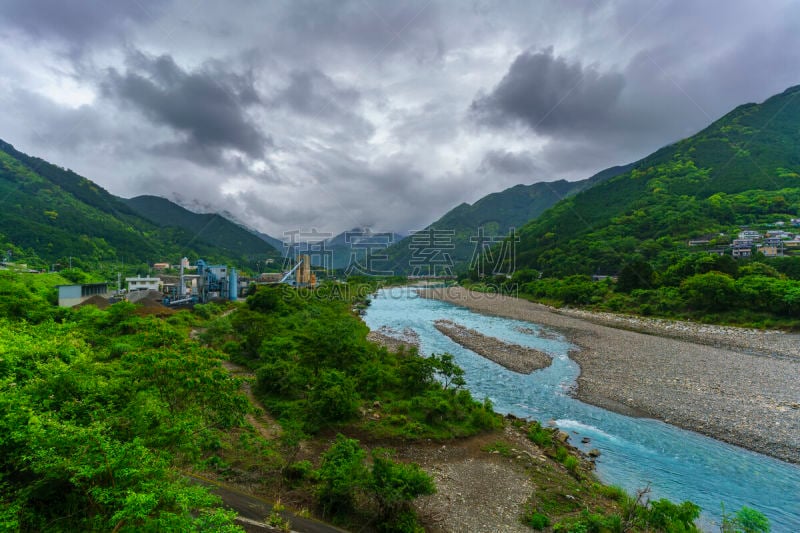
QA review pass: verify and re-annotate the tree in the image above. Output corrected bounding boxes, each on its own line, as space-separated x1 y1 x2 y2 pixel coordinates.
617 259 655 293
369 448 435 530
430 353 465 391
316 435 367 516
680 272 737 311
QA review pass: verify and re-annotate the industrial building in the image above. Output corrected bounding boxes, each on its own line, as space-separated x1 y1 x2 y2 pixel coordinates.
57 283 111 307
126 276 161 292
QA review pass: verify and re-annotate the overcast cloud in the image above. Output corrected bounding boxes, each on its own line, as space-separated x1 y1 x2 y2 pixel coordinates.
1 0 799 237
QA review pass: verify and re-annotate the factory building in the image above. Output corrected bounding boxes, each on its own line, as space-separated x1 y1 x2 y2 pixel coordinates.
126 277 161 292
57 283 110 307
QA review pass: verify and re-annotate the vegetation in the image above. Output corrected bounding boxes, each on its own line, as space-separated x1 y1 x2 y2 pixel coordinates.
460 85 800 327
0 273 246 530
206 282 502 439
465 252 800 329
381 164 635 274
0 268 775 531
0 138 277 271
123 195 282 264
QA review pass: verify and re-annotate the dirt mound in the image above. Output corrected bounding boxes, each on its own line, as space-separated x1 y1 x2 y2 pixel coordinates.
133 290 175 316
75 295 111 309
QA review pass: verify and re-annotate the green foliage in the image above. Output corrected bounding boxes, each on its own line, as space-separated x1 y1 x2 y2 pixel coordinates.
523 507 550 530
527 421 554 447
316 435 368 515
506 86 800 285
646 499 701 532
315 436 433 530
0 138 275 267
563 455 580 474
0 272 247 530
721 505 771 533
383 164 634 274
369 448 436 530
220 284 500 438
680 272 737 311
616 259 655 293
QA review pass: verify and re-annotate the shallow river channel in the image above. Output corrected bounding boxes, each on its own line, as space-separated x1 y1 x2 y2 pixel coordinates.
363 287 800 531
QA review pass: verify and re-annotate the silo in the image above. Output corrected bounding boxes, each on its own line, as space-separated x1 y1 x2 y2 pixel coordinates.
229 268 238 301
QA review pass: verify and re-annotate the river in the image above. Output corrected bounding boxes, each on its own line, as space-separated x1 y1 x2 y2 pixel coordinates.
362 287 800 532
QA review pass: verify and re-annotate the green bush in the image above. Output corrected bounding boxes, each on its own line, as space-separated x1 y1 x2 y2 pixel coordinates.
563 455 580 473
523 508 550 530
316 435 367 516
527 421 553 447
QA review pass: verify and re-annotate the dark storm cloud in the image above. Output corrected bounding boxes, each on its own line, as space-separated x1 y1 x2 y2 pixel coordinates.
279 0 441 60
480 150 539 176
0 0 164 47
102 52 270 162
471 47 625 135
270 69 374 138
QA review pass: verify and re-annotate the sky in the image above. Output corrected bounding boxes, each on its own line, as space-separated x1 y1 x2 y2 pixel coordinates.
1 0 799 238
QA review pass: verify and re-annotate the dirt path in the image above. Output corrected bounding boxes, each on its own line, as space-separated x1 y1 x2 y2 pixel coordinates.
222 360 283 440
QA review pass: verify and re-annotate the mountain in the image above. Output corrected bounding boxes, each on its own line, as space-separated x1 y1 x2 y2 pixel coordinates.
276 228 406 271
253 230 286 254
122 195 282 262
509 85 800 276
0 138 277 268
380 163 634 274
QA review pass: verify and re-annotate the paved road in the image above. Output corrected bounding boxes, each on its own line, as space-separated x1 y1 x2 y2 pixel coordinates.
186 473 349 533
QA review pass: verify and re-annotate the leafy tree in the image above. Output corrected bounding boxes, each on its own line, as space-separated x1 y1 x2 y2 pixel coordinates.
308 369 360 425
617 259 655 293
369 448 435 530
316 435 367 516
680 272 737 311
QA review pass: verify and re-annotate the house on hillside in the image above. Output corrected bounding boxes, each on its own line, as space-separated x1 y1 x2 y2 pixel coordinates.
737 230 762 241
731 239 753 259
759 238 785 257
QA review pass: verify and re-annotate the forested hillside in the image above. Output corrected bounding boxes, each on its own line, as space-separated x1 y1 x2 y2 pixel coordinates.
510 85 800 276
382 163 634 274
123 195 281 262
0 139 276 269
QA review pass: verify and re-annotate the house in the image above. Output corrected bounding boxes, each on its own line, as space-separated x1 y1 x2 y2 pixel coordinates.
738 230 762 241
126 277 161 292
152 262 170 271
731 239 753 259
759 238 785 257
791 218 800 227
57 283 110 307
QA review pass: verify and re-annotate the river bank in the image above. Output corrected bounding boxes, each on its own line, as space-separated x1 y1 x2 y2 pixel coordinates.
419 287 800 464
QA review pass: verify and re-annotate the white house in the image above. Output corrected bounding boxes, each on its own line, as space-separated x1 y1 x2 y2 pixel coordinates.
125 277 161 292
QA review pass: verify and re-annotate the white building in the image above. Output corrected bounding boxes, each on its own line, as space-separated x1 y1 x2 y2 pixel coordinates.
126 277 161 292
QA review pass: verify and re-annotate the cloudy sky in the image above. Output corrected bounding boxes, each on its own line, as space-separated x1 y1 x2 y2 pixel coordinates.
2 1 799 237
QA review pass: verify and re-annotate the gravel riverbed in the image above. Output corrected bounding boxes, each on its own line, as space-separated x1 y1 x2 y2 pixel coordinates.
434 319 552 373
419 287 800 464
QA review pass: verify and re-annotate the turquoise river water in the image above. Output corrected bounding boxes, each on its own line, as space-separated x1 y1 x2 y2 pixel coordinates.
362 287 800 531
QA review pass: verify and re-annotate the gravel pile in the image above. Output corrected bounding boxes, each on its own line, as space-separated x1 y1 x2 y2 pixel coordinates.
420 287 800 464
434 319 551 374
367 325 420 352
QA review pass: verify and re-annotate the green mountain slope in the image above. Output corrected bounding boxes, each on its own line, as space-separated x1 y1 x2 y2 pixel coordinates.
123 195 281 261
0 139 275 268
381 163 634 274
511 85 800 276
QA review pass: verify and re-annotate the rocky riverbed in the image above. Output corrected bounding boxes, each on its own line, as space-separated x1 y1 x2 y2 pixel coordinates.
419 287 800 464
434 319 552 374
